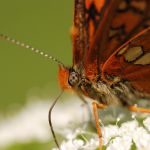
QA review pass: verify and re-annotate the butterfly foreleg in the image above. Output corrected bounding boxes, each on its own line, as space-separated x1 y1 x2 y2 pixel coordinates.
77 92 93 127
92 101 107 150
128 105 150 113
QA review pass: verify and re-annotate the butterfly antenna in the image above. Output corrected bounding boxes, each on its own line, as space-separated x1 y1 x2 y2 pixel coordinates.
48 90 64 150
0 34 65 67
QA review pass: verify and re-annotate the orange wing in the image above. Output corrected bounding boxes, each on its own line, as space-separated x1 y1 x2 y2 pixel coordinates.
102 27 150 95
84 0 150 80
72 0 111 69
72 0 87 68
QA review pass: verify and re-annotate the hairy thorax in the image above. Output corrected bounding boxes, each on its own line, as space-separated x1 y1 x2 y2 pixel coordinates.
78 76 140 106
59 66 149 107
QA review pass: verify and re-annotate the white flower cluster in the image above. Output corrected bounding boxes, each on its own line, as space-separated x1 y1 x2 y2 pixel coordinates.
53 117 150 150
52 129 99 150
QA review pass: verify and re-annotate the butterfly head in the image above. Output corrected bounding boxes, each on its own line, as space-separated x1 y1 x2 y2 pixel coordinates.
58 65 80 90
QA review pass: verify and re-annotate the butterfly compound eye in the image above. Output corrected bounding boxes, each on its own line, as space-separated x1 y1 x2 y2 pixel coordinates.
68 71 79 86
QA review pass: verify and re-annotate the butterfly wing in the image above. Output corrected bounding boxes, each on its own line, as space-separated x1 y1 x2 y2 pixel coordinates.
103 0 150 62
102 27 150 95
72 0 87 68
83 0 150 80
72 0 114 69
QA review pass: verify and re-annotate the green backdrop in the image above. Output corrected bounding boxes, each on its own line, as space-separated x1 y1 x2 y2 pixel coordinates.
0 0 73 112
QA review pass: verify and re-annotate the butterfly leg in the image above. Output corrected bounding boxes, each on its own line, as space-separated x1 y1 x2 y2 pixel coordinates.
128 105 150 113
92 101 107 150
77 93 92 122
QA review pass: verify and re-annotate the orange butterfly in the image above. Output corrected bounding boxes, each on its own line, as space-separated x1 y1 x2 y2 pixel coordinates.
0 0 150 150
58 0 150 149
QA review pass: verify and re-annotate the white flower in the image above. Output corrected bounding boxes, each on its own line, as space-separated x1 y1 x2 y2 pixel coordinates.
53 117 150 150
143 117 150 131
0 97 149 150
107 135 132 150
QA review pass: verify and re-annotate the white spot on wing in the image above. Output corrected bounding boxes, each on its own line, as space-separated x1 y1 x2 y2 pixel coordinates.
134 53 150 65
124 46 143 62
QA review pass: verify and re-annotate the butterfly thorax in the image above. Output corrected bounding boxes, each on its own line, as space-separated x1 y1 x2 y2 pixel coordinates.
59 66 143 106
66 67 139 106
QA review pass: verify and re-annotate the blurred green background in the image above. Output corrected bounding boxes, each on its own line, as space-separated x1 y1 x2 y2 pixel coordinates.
0 0 73 112
0 0 73 149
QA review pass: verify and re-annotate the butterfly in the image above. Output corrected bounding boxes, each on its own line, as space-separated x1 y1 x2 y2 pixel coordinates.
58 0 150 149
0 0 150 150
